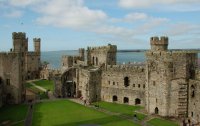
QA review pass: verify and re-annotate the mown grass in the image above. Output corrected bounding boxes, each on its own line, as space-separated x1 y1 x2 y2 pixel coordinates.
33 80 54 91
32 100 140 126
0 104 28 125
25 83 48 99
147 118 179 126
93 101 146 120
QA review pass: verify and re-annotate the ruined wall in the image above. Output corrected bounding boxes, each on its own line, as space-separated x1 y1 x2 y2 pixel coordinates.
101 64 145 106
87 44 117 66
188 79 200 124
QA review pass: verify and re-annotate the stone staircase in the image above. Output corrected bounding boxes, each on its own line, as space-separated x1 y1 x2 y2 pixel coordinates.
178 83 188 117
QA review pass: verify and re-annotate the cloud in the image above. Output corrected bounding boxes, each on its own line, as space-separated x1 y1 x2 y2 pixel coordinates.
164 23 200 36
118 0 200 10
3 9 23 18
9 0 41 7
30 0 107 29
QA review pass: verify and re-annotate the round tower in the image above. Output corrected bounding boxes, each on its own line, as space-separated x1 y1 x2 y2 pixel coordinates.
150 36 168 51
33 38 41 53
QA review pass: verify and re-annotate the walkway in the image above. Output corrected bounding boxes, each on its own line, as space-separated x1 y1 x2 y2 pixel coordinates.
24 104 34 126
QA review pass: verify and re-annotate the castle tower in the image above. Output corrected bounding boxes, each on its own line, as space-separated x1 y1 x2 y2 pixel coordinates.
79 48 85 61
12 32 28 53
145 36 172 116
150 36 168 51
33 38 41 54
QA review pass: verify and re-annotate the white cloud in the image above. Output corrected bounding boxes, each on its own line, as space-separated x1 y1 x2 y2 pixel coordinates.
164 23 200 36
118 0 200 10
4 10 23 18
9 0 41 7
32 0 107 29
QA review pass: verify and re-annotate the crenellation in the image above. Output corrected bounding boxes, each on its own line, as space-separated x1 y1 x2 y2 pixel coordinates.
12 32 26 39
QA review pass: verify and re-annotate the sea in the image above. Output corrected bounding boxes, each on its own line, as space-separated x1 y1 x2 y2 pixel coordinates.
41 50 146 69
42 50 200 69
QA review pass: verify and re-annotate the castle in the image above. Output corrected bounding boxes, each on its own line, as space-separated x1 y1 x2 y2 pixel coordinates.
0 32 41 107
51 37 200 123
0 32 199 124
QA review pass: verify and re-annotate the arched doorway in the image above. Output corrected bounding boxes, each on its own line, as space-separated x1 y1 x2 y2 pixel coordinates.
113 95 118 102
135 98 141 105
124 97 129 103
155 107 159 114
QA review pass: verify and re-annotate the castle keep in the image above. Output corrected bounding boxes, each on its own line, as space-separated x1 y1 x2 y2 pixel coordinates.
0 32 41 107
52 36 200 123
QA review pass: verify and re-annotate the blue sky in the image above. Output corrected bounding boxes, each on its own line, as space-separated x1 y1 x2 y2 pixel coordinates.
0 0 200 51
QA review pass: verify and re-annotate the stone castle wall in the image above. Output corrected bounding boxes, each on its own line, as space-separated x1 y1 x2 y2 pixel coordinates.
188 78 200 123
101 64 145 105
0 52 25 104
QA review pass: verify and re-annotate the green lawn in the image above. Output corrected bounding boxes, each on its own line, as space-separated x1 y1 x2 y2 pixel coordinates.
26 83 48 99
33 80 54 91
147 118 178 126
32 100 140 126
93 101 146 120
0 104 28 125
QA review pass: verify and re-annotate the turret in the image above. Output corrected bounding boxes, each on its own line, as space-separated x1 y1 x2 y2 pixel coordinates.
12 32 28 52
150 36 168 51
79 48 85 61
33 38 41 54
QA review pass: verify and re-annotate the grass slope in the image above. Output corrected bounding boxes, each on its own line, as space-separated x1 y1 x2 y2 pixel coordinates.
147 118 178 126
94 101 146 120
26 83 48 99
32 100 140 126
33 80 54 91
0 104 28 125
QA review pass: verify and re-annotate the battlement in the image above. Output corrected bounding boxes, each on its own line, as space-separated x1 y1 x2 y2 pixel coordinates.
33 38 41 42
12 32 26 39
150 36 168 45
87 44 117 52
105 64 145 72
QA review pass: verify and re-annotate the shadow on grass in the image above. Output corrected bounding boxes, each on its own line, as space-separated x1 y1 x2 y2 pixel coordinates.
54 116 126 126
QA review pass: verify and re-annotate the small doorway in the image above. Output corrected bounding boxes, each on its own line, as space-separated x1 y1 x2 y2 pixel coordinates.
135 98 141 105
123 97 129 103
113 95 118 102
155 107 159 114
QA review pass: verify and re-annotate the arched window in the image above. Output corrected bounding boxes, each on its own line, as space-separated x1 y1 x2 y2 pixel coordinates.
191 85 195 98
135 98 141 105
155 107 159 114
123 97 129 103
92 57 95 65
96 57 98 65
113 95 118 102
124 77 129 87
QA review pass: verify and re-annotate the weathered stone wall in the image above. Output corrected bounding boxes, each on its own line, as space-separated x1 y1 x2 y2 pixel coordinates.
146 36 198 117
25 52 40 79
0 53 25 104
101 65 145 105
188 79 200 124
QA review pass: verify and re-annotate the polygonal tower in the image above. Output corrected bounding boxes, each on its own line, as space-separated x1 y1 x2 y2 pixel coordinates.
12 32 28 53
150 36 168 51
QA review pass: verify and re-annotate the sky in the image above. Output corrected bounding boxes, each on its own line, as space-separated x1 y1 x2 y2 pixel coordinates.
0 0 200 51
